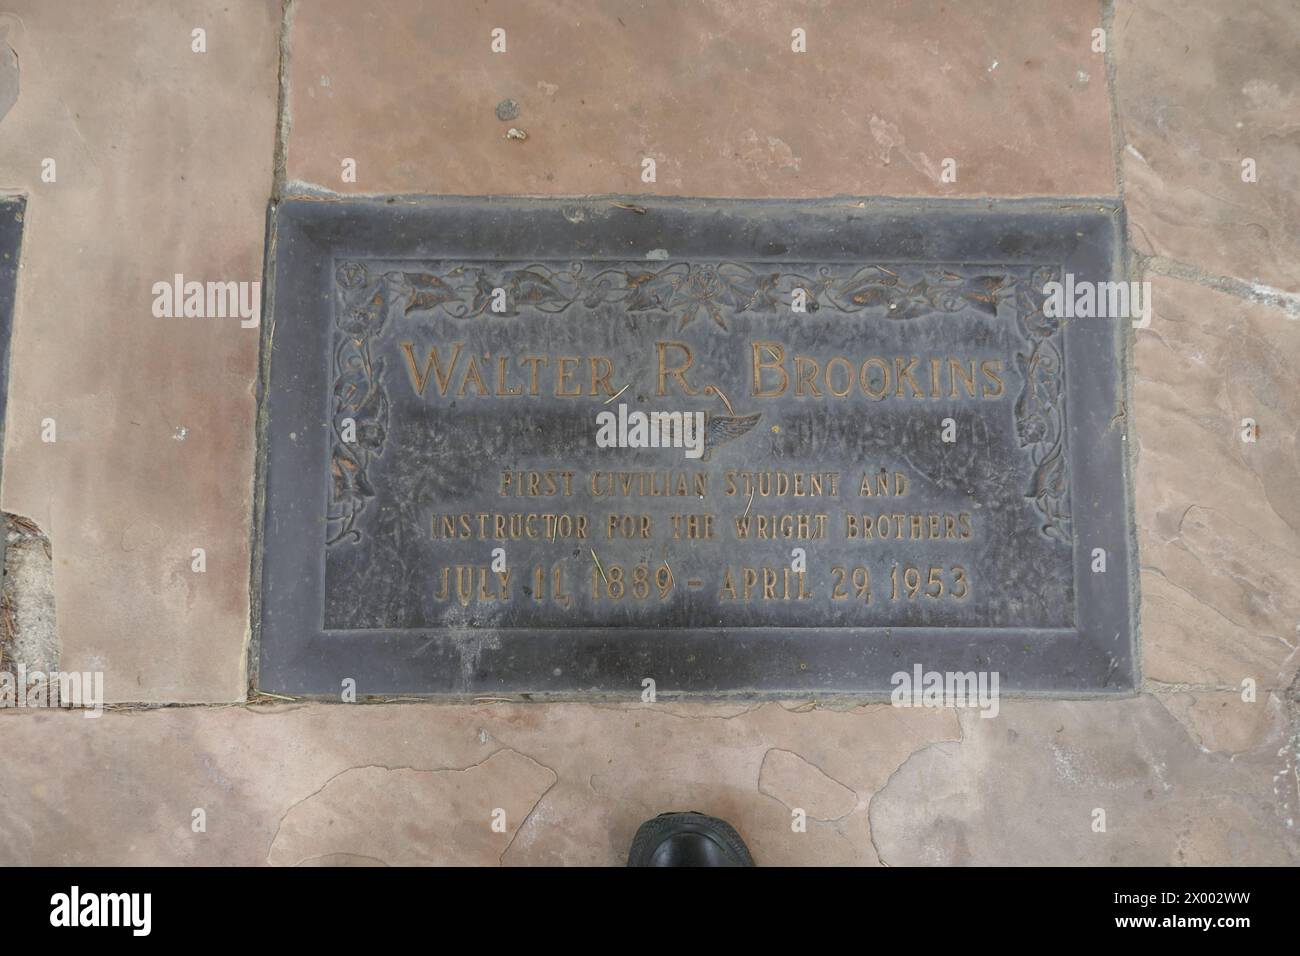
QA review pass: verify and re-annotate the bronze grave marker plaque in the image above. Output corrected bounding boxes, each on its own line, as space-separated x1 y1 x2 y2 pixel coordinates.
255 198 1136 697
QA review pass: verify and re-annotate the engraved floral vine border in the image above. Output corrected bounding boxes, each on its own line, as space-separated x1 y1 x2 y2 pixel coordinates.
327 259 1070 547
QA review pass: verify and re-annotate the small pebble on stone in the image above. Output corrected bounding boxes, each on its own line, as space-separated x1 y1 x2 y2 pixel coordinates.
496 98 520 121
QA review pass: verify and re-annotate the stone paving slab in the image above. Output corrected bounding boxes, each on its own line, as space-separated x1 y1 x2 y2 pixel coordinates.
871 696 1297 866
1116 0 1300 293
0 1 280 702
0 697 1293 866
1134 275 1300 693
284 0 1116 197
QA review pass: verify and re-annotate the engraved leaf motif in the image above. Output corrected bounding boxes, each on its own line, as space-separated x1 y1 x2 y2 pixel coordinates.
837 275 897 308
1029 445 1067 504
338 283 390 337
335 261 368 289
333 362 369 412
508 268 570 311
468 272 498 315
331 446 376 500
401 272 459 314
350 359 388 451
581 276 618 309
623 270 673 311
931 274 1002 315
744 272 784 313
672 265 730 329
712 263 765 313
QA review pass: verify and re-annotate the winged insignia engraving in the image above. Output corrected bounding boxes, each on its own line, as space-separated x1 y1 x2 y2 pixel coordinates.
702 412 761 461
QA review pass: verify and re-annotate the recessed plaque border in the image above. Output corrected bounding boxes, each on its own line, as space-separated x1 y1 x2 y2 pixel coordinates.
252 196 1138 699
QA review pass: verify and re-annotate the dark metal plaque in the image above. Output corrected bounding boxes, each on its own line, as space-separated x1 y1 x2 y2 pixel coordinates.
0 197 23 480
255 198 1137 697
0 198 23 576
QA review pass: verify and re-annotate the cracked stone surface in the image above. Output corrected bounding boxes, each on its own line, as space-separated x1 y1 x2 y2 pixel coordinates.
268 750 557 867
759 749 857 822
0 703 957 866
2 695 1293 865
